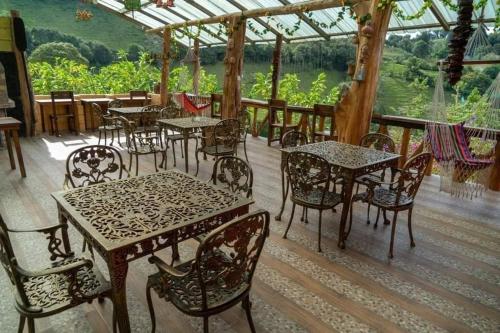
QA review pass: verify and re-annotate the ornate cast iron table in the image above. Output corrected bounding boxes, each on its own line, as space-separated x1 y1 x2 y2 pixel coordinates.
108 106 146 123
279 141 399 249
52 170 253 333
157 117 221 173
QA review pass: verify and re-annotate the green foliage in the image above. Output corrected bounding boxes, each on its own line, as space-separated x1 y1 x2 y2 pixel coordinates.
447 88 492 127
29 42 89 65
455 70 492 97
394 78 430 119
412 40 430 58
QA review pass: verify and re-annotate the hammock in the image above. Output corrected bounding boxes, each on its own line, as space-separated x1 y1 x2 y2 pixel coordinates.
173 92 211 115
425 65 498 199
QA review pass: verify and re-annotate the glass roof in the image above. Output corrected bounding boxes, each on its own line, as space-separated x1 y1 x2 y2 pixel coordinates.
96 0 498 46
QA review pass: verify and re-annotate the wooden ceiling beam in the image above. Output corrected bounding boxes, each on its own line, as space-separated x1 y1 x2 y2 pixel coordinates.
148 0 367 33
278 0 330 40
429 1 450 31
226 0 291 43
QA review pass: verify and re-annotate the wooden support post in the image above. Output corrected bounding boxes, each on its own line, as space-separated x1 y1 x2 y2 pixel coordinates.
252 107 258 137
192 38 200 95
336 1 392 145
271 34 283 100
378 124 388 135
399 127 411 167
221 17 246 119
160 27 172 106
489 140 500 191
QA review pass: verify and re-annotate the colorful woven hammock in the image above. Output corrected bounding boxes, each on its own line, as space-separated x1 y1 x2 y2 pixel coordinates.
173 93 211 115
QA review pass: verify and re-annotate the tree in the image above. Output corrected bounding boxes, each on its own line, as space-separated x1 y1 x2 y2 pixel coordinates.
29 42 89 65
412 40 430 58
431 39 448 59
127 44 145 62
456 71 492 97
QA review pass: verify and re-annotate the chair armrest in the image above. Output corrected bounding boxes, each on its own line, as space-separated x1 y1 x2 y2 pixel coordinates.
121 165 131 178
148 255 191 278
17 258 92 278
63 174 71 190
7 224 74 260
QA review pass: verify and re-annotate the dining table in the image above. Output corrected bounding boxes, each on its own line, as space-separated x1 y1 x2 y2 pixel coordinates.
52 169 253 333
79 97 113 130
279 141 400 248
157 117 221 174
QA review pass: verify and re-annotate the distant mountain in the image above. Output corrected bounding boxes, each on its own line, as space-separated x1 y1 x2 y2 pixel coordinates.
1 0 150 50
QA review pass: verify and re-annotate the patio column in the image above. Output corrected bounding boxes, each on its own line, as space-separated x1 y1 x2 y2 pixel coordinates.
160 26 171 105
336 0 392 145
271 34 283 100
193 38 200 95
221 16 247 119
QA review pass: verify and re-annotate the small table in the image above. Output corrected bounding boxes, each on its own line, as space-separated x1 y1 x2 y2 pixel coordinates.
0 117 26 177
52 170 252 333
79 98 112 131
108 106 144 123
158 117 221 173
280 141 399 248
35 99 73 133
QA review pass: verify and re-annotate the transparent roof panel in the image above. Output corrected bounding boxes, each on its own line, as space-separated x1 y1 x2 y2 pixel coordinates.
96 0 499 46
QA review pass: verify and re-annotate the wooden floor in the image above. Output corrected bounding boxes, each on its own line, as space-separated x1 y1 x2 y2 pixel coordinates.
1 132 499 333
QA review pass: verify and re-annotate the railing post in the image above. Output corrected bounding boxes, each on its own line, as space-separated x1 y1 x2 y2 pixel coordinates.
489 140 500 191
252 107 258 137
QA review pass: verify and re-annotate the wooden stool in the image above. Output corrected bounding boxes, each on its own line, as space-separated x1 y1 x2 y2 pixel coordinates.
0 117 26 177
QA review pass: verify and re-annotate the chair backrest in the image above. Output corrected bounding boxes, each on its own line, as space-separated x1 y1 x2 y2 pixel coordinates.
51 91 75 115
211 93 222 118
281 130 308 148
396 152 432 201
238 108 251 137
287 151 331 206
140 105 163 127
119 116 139 151
196 210 269 311
211 156 253 198
66 145 126 188
360 133 396 153
108 99 123 108
0 215 30 307
91 103 109 123
312 104 336 137
212 119 240 154
268 99 287 124
160 104 182 119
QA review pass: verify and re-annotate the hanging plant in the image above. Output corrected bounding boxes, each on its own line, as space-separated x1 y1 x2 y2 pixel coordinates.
124 0 141 11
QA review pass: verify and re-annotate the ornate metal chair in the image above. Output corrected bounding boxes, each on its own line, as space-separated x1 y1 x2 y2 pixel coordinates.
276 130 308 221
49 91 77 137
146 210 270 333
211 156 253 198
238 109 251 161
195 119 240 177
137 105 163 142
120 116 167 176
267 99 299 146
108 99 123 108
349 152 432 258
311 104 336 142
355 133 397 224
91 103 122 146
283 151 343 252
161 104 196 167
0 214 113 333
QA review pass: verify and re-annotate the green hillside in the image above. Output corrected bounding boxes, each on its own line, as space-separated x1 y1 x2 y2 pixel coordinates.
0 0 147 50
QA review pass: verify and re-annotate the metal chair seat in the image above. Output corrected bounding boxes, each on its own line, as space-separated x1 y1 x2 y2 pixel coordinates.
148 252 249 313
200 144 235 156
20 256 110 313
292 188 342 208
354 188 413 208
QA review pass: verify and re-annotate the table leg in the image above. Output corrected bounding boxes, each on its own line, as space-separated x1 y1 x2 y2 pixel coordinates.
109 251 131 333
338 173 355 249
275 164 288 221
4 129 15 170
183 130 189 173
57 209 74 256
11 130 26 177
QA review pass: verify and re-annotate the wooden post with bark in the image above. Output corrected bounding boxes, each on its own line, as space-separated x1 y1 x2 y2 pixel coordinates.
221 17 246 119
160 26 172 106
193 38 200 95
271 34 283 100
336 0 392 145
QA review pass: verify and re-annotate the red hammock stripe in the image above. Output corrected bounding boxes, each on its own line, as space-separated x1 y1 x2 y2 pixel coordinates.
181 93 210 114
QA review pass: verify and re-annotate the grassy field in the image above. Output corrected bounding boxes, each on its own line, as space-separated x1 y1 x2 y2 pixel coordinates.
1 0 147 50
